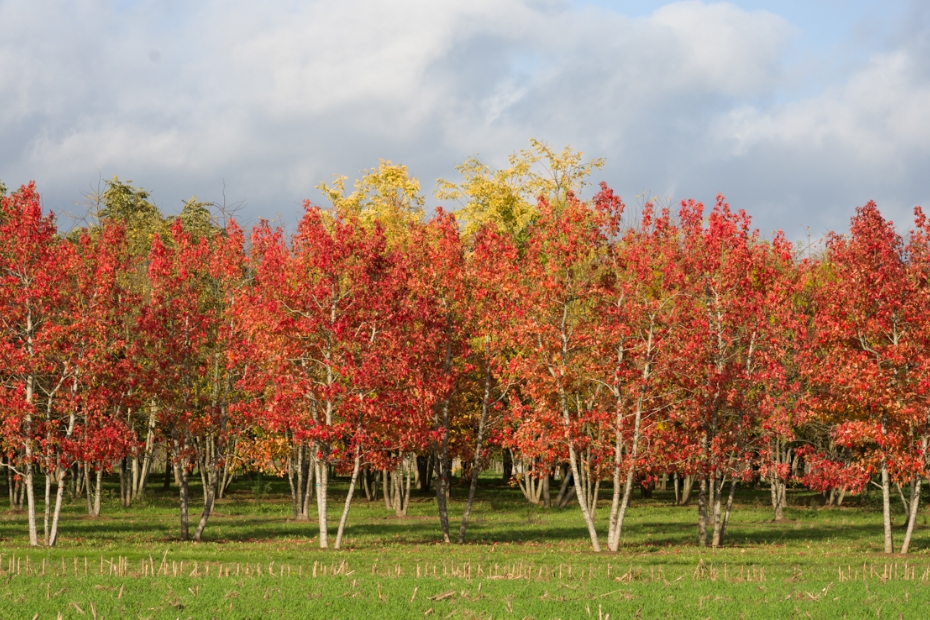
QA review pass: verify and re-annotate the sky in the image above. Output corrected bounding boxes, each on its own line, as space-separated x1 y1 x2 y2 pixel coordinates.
1 0 928 239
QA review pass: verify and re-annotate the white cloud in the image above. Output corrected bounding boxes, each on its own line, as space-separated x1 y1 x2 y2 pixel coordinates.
0 0 927 235
723 50 930 163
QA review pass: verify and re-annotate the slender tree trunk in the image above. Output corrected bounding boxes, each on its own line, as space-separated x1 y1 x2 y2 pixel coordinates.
314 442 329 549
712 475 727 548
418 454 433 492
334 445 362 549
193 464 217 541
719 479 738 547
394 464 404 516
697 475 708 547
554 464 571 506
607 388 646 552
24 442 39 545
881 457 893 554
434 445 451 543
48 468 67 547
5 458 11 509
118 458 128 508
606 426 624 552
42 467 53 545
459 361 491 543
287 453 298 517
900 477 921 554
402 456 412 516
134 406 157 499
131 455 140 499
567 443 601 551
679 475 694 506
84 462 93 515
542 470 551 508
163 448 172 490
303 458 314 517
178 447 190 541
771 472 786 521
434 385 453 543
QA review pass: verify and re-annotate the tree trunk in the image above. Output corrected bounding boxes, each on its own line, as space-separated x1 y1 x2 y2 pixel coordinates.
178 449 190 541
394 464 404 516
193 462 217 541
607 388 646 552
881 458 893 553
163 448 172 490
718 479 738 547
24 448 39 545
334 445 362 549
697 475 708 547
314 442 329 549
302 457 314 518
433 446 451 543
402 456 412 516
900 477 921 554
567 443 601 552
459 363 491 543
679 474 694 506
85 465 103 517
502 448 513 483
48 468 67 547
417 454 433 492
382 468 392 510
771 473 787 521
542 471 551 508
5 458 11 509
555 464 572 506
711 475 725 548
434 382 453 543
43 467 53 545
134 405 157 500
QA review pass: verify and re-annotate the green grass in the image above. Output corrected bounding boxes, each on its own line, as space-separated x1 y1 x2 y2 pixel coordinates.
1 475 929 618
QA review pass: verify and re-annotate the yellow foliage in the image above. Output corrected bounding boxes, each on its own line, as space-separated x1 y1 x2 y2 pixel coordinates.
317 160 424 244
436 138 604 240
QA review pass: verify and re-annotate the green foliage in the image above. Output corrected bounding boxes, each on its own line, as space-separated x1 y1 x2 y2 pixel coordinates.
97 175 166 257
179 196 221 240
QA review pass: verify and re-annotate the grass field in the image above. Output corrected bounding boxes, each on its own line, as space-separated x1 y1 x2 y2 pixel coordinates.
1 474 929 618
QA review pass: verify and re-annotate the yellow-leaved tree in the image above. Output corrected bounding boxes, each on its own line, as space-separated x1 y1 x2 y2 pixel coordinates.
317 159 425 245
436 138 604 241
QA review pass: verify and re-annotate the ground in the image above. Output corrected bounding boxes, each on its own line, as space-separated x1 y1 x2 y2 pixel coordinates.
0 474 927 618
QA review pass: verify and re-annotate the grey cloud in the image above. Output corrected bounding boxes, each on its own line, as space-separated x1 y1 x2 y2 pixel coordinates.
0 0 927 239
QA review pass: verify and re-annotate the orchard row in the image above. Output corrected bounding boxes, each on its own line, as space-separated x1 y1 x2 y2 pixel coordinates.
0 146 926 554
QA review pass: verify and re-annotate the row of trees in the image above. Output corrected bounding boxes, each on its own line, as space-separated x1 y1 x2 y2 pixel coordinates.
1 142 928 554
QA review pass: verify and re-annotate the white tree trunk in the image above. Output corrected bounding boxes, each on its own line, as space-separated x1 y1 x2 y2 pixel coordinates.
334 445 362 549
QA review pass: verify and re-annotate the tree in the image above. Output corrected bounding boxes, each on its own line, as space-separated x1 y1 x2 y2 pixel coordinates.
669 196 792 548
593 195 680 551
240 205 396 548
399 210 472 543
80 176 166 509
811 202 928 554
437 139 604 241
504 190 616 551
318 160 424 244
0 183 73 546
140 217 243 541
